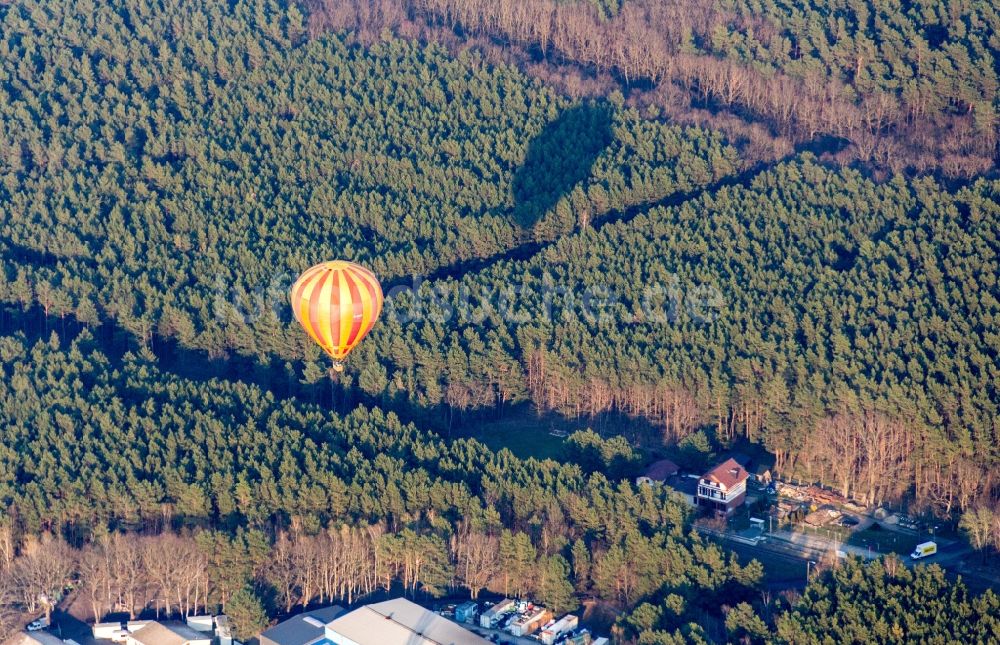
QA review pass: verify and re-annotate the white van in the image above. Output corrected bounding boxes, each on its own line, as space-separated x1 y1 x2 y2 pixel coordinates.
911 541 937 559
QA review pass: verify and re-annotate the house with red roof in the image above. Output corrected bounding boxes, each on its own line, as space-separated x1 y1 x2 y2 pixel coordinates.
696 458 749 515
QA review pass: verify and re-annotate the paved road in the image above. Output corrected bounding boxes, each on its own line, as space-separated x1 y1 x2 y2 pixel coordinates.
698 524 987 587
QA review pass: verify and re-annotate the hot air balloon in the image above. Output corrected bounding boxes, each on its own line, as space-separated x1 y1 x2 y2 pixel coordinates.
290 260 383 372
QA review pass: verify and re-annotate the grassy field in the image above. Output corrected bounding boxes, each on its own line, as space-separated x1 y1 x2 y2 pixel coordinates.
454 413 587 461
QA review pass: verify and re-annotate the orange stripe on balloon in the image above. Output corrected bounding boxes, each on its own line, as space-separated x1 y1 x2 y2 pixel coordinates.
307 269 333 354
297 270 326 349
337 269 353 357
344 270 364 347
327 269 344 352
291 264 325 325
348 266 382 318
343 269 366 345
366 274 383 328
314 268 338 353
355 264 383 313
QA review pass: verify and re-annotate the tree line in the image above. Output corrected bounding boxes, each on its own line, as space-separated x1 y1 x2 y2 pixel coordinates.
4 525 999 643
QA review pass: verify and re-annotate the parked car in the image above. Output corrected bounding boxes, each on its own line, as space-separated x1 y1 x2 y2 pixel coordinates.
26 621 46 632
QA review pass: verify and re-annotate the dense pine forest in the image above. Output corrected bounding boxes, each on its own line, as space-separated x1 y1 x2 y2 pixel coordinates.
2 0 995 516
1 0 999 642
310 0 1000 175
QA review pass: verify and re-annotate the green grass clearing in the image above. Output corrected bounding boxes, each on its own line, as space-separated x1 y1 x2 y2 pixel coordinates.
455 415 586 461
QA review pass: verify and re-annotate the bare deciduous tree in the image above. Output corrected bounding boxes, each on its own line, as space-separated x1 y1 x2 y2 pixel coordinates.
10 537 75 621
451 524 499 599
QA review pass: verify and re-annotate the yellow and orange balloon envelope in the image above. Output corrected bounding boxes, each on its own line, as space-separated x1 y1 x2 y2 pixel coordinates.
290 261 383 369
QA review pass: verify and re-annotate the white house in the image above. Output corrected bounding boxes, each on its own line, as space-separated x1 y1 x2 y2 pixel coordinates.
696 458 749 515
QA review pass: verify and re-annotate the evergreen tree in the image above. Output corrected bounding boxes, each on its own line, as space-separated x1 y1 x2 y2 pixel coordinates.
225 586 268 640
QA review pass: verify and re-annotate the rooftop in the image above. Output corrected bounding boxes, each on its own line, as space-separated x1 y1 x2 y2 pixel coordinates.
702 458 749 490
668 475 699 496
325 598 489 645
640 459 679 481
129 622 208 645
261 606 345 645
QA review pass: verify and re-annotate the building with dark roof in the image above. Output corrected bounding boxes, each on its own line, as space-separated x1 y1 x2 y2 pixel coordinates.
666 474 700 507
635 459 680 486
696 458 749 515
259 606 345 645
753 462 773 485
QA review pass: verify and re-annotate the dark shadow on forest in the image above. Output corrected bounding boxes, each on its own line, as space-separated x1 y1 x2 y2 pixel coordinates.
510 103 613 229
385 138 848 295
0 235 62 266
